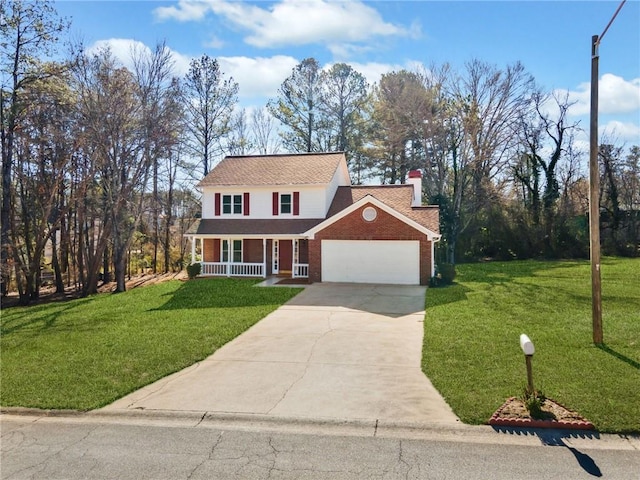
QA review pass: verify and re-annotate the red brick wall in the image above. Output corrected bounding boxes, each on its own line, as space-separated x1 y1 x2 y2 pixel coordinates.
299 239 309 263
202 239 219 262
243 239 264 263
309 204 432 285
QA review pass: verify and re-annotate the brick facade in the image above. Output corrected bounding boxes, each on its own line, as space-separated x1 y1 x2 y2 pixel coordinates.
308 203 432 285
202 238 219 262
243 239 263 263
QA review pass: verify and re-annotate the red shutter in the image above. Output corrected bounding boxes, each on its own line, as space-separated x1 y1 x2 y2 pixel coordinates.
243 192 250 216
293 192 300 216
215 193 221 216
272 192 279 216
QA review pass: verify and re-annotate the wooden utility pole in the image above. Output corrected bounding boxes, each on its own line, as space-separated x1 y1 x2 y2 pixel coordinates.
589 34 603 345
589 0 626 345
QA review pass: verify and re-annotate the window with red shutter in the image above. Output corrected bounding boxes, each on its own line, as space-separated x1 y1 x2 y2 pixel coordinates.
243 192 250 216
215 193 221 216
293 192 300 216
272 192 279 216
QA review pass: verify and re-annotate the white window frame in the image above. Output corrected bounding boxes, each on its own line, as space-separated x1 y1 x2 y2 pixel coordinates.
222 239 243 263
222 194 243 215
280 193 292 215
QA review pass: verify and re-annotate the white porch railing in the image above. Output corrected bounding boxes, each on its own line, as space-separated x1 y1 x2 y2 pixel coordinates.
201 262 227 276
200 262 264 277
292 263 309 278
230 263 264 277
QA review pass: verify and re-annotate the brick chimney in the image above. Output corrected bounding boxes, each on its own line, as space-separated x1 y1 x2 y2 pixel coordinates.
407 170 422 207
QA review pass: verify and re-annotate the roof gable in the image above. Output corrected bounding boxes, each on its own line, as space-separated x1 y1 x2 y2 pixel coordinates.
328 185 440 233
198 152 349 187
304 195 440 240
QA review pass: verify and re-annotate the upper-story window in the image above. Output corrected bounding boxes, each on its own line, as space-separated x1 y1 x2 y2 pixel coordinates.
223 194 243 214
215 192 249 216
280 194 292 214
272 191 299 216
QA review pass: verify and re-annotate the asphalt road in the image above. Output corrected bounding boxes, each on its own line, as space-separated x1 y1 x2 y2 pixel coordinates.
2 413 639 479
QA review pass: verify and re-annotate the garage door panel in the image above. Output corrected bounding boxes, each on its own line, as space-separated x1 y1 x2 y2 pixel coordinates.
322 240 419 285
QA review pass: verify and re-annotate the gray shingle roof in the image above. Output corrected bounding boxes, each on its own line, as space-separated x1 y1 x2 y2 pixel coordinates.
198 152 347 187
186 218 325 236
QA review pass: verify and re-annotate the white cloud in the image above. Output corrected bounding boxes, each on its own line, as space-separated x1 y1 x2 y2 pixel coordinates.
154 0 411 53
87 39 192 77
600 120 640 144
86 39 296 100
153 0 210 22
84 39 425 108
87 38 148 69
219 55 299 100
562 74 640 116
344 61 402 86
205 35 225 49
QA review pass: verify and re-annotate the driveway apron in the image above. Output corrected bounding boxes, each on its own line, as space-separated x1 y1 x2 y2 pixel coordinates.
103 283 459 425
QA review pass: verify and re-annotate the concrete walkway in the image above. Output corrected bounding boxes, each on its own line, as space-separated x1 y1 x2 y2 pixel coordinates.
103 283 459 425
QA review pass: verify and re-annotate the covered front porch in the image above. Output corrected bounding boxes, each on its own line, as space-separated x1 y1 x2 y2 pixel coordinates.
190 236 309 279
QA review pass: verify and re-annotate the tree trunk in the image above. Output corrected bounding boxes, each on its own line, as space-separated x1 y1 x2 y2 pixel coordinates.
113 241 128 293
51 230 65 293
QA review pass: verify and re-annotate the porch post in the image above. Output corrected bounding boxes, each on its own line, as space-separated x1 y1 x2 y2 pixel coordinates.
191 237 196 264
262 238 267 278
227 237 231 277
293 238 299 277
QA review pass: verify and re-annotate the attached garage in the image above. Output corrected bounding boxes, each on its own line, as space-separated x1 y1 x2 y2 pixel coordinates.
321 239 420 285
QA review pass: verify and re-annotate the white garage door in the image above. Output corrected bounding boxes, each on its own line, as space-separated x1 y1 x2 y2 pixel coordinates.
321 240 420 285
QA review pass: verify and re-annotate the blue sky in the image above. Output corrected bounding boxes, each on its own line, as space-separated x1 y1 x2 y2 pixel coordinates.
56 0 640 146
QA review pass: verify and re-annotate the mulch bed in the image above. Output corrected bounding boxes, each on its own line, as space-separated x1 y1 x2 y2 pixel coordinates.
276 277 311 285
489 397 595 430
2 272 187 308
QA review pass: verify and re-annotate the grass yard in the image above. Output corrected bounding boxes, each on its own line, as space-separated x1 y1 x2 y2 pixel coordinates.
1 278 301 410
422 257 640 433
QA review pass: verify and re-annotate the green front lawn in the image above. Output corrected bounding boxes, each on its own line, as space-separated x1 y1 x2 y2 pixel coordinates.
1 278 301 410
422 258 640 433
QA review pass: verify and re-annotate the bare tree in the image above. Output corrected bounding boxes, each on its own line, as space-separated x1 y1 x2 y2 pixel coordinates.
225 108 252 156
0 0 69 296
8 71 75 302
418 64 472 264
512 90 581 254
74 47 168 294
131 42 180 273
455 60 535 203
182 54 238 176
251 107 280 155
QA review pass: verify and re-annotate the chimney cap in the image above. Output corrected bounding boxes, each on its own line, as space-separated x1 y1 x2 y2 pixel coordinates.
408 170 422 178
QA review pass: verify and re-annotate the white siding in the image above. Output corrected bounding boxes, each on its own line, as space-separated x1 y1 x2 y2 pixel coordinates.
201 189 216 218
201 185 329 219
324 161 351 214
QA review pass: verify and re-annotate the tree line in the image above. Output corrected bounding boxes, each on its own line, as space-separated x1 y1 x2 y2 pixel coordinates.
1 0 638 304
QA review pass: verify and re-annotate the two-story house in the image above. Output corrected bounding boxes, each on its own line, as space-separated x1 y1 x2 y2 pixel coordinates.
186 152 440 285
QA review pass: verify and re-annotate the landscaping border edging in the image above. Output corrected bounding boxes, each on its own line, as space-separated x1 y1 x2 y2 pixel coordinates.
489 397 595 431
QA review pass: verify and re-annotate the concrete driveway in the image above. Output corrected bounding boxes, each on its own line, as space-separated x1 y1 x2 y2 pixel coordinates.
103 283 459 425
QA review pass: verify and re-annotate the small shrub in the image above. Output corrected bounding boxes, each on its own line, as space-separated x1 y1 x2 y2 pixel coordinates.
186 262 201 279
438 263 456 285
520 388 547 420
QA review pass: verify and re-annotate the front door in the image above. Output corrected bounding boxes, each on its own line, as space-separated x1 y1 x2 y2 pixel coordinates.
279 240 293 274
